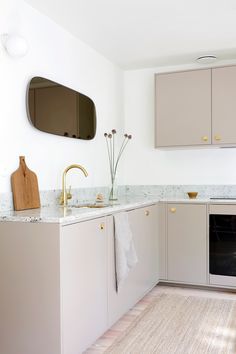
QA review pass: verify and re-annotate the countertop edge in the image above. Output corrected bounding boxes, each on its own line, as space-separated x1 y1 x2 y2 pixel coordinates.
1 197 236 224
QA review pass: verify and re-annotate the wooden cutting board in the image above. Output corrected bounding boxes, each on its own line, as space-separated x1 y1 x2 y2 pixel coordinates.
11 156 40 211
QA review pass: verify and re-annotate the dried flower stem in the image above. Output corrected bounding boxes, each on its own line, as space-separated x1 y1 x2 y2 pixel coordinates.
112 133 115 179
105 136 113 178
114 136 129 176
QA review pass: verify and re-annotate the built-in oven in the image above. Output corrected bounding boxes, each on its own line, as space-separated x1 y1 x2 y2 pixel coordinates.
209 204 236 287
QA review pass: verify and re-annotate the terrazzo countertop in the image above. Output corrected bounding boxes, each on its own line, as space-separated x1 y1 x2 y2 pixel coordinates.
160 197 236 204
1 196 236 224
0 196 159 225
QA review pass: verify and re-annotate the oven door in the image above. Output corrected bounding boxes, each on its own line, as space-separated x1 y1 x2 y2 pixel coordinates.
209 204 236 287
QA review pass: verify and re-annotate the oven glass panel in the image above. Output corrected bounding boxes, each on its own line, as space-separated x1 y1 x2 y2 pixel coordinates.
210 214 236 276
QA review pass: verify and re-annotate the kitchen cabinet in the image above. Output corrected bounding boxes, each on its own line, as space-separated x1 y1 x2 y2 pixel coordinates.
212 66 236 145
167 203 207 284
155 69 211 148
0 216 110 354
155 65 236 149
0 204 159 354
60 216 109 354
0 222 61 354
108 205 159 326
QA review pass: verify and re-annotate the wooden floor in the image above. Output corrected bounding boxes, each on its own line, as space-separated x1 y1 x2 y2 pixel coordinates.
85 284 236 353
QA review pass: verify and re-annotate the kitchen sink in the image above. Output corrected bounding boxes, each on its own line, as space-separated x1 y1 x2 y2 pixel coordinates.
70 203 110 209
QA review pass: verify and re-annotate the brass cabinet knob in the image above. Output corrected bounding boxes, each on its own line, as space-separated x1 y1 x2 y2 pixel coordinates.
100 223 105 230
201 136 208 142
214 135 221 141
145 210 150 216
170 207 176 213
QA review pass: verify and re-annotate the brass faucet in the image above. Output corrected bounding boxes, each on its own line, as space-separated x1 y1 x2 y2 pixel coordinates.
60 164 88 207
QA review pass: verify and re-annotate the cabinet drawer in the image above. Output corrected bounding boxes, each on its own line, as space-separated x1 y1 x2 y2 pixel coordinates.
209 204 236 215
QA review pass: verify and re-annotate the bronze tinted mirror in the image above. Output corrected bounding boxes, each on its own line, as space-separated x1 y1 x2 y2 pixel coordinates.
27 77 96 140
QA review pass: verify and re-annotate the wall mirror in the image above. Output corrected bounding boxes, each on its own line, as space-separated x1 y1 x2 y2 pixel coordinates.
27 77 96 140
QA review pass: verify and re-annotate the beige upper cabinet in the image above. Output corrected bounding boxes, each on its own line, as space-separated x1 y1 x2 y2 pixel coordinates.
212 66 236 145
155 69 212 148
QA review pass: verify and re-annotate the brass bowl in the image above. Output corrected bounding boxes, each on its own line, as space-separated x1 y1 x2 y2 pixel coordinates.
187 192 198 199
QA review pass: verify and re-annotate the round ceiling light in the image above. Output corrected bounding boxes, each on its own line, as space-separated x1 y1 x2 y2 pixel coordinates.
196 55 217 64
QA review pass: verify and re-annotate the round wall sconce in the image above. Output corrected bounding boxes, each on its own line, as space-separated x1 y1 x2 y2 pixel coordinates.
1 34 29 58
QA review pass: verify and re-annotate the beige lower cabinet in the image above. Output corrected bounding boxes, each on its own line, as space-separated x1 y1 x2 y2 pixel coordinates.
0 217 109 354
108 205 159 327
167 203 207 285
60 217 109 354
0 205 159 354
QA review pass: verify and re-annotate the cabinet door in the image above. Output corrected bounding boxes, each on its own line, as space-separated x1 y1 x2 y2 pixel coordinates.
212 66 236 145
167 204 207 284
129 205 159 293
155 69 211 147
108 205 158 327
0 223 61 354
60 217 108 354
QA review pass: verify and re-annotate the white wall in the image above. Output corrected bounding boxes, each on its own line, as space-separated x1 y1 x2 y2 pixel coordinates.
124 63 236 185
2 1 236 193
0 0 124 193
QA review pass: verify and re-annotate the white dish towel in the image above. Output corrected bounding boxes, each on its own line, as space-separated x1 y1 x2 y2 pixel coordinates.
114 212 138 292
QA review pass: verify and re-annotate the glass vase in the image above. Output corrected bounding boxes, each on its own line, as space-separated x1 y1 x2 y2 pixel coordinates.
109 177 118 201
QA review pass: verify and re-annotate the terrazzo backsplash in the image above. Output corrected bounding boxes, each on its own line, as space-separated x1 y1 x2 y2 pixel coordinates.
121 185 236 198
0 187 109 211
2 185 236 211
